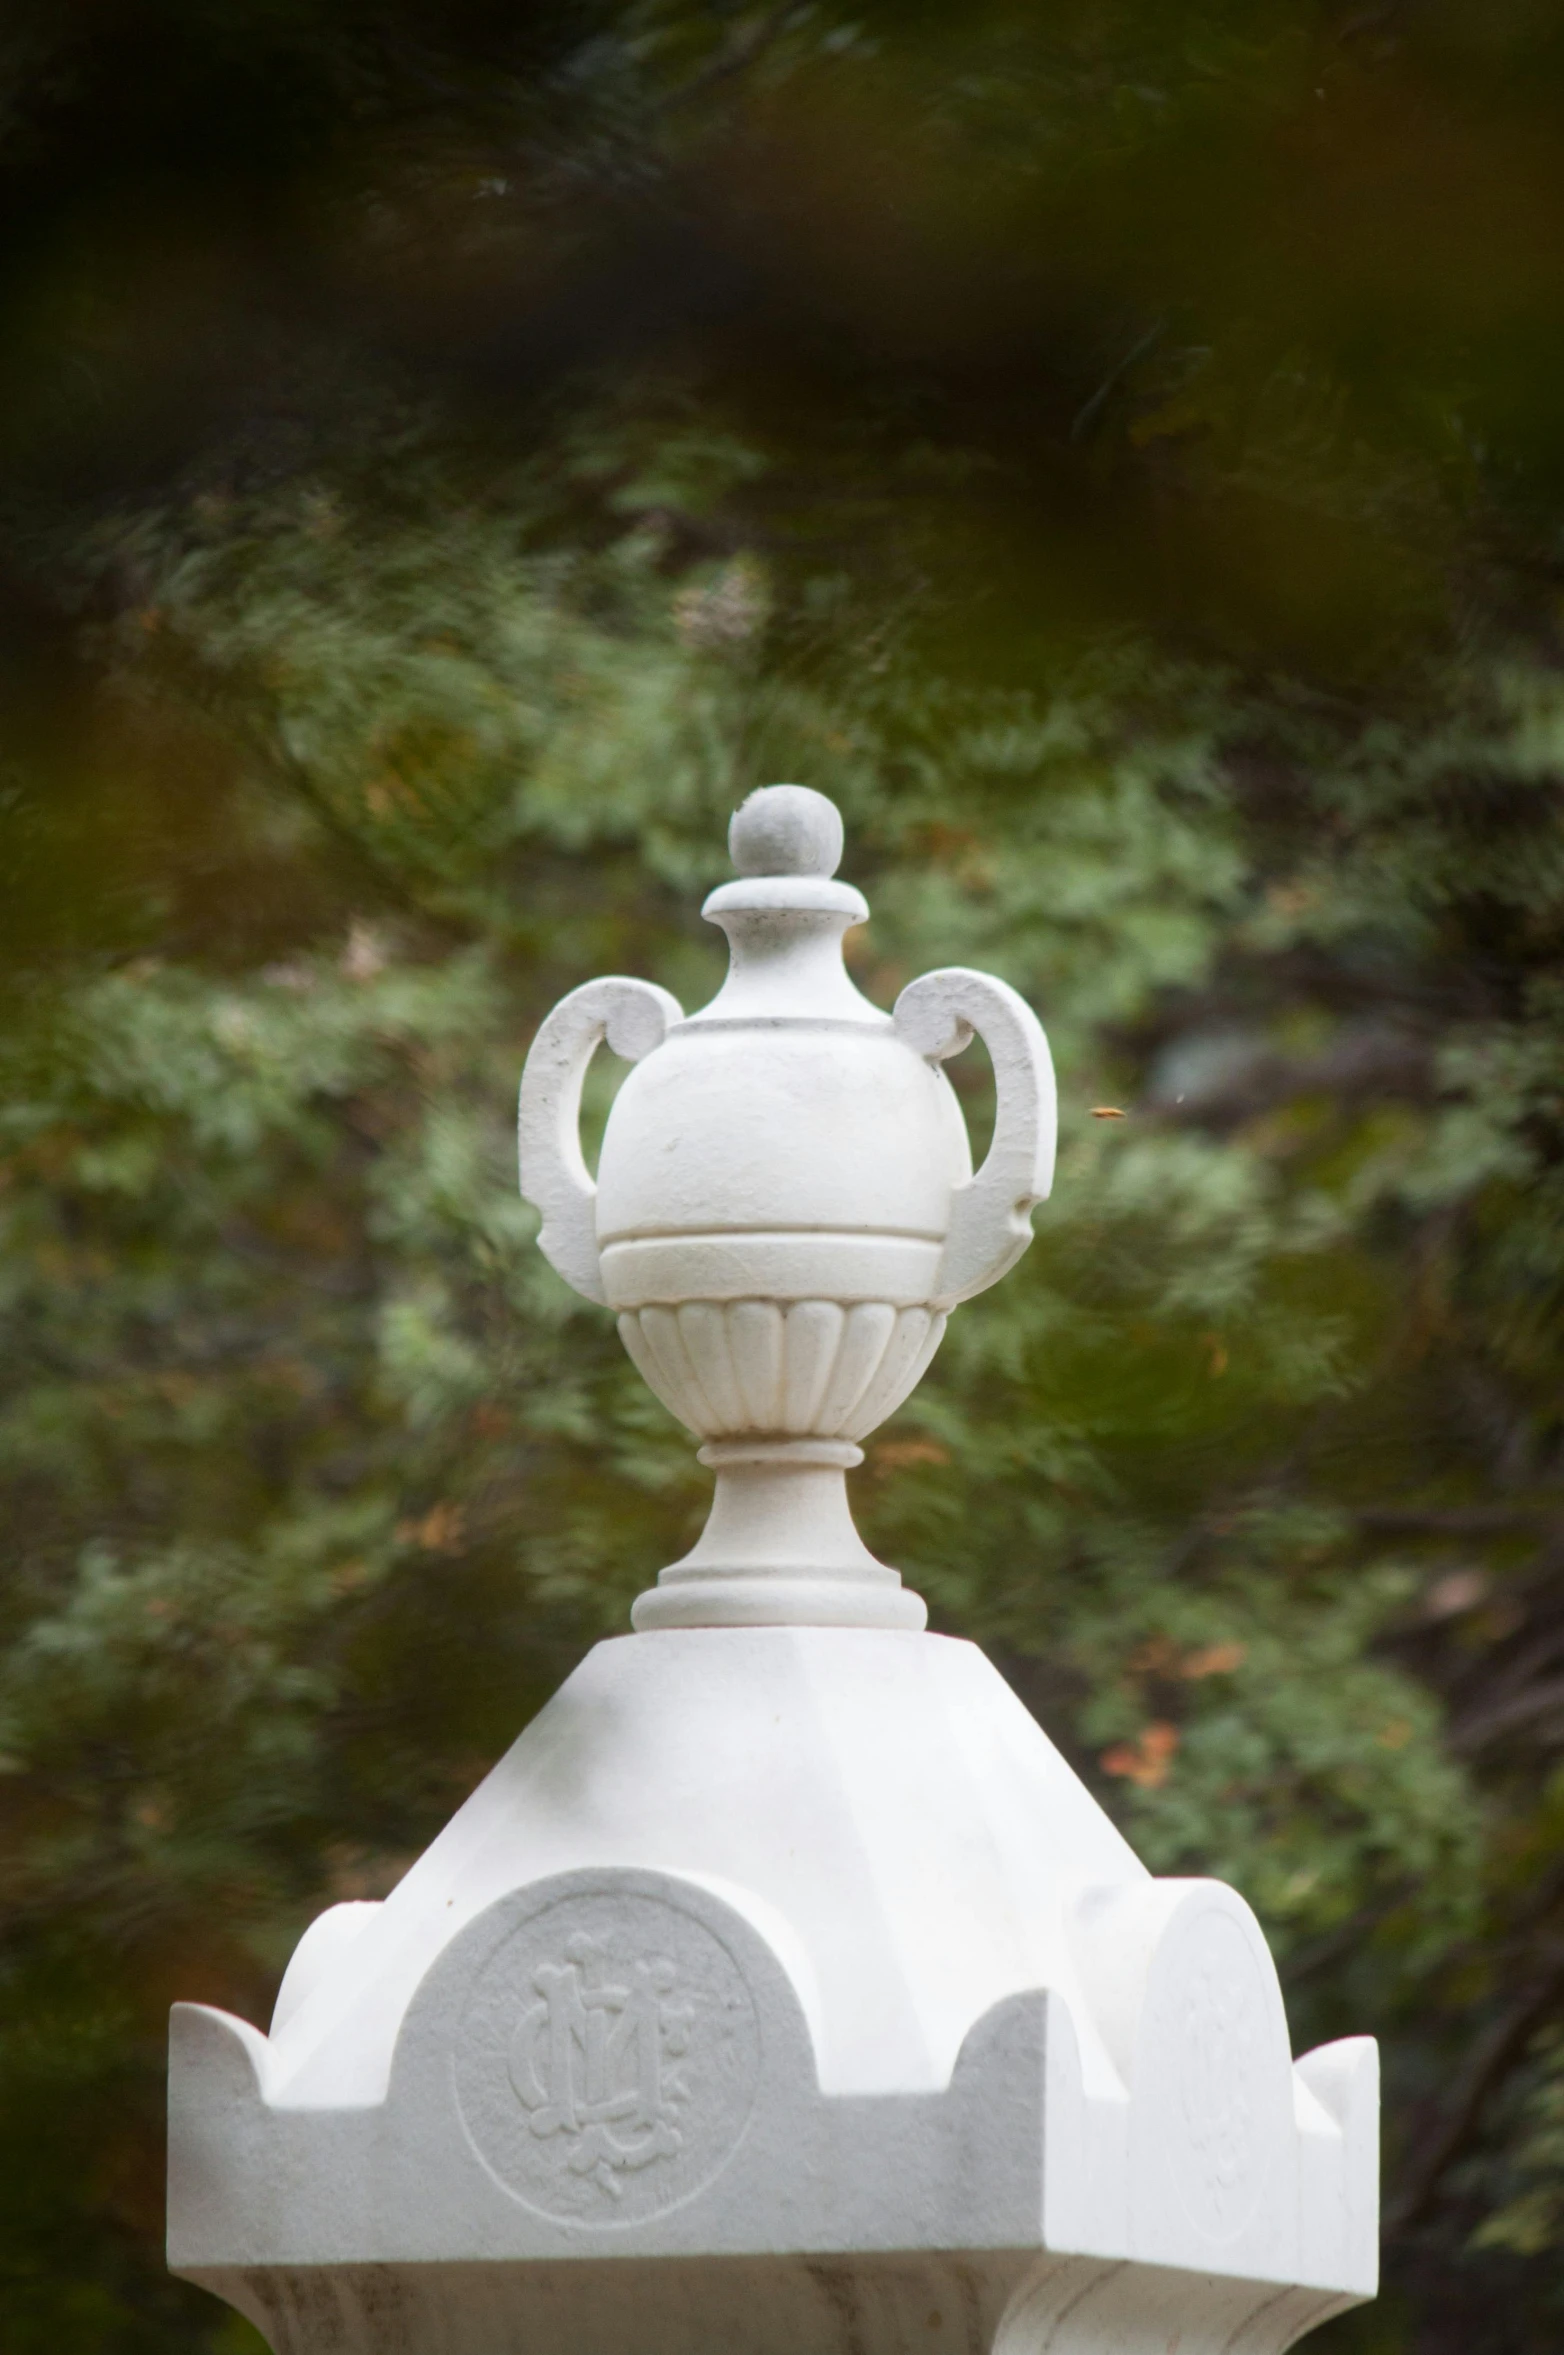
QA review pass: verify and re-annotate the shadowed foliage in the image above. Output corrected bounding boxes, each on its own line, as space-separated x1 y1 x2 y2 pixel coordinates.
1 8 1563 2350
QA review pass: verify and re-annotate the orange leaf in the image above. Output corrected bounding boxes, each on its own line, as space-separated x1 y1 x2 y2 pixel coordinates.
1101 1721 1180 1789
1182 1641 1246 1679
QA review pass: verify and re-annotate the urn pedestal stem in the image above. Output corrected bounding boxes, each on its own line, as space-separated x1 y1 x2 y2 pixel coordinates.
631 1439 926 1631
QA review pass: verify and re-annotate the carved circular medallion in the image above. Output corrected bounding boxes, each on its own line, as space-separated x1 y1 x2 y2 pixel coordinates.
454 1888 761 2225
1170 1906 1269 2243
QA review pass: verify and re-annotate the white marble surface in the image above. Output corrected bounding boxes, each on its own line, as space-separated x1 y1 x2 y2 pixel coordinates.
171 1629 1376 2352
170 789 1378 2353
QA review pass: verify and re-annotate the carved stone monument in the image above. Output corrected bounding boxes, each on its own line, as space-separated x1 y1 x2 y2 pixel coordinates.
168 786 1378 2353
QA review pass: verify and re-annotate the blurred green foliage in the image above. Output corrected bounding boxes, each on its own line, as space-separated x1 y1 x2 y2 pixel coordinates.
1 6 1563 2351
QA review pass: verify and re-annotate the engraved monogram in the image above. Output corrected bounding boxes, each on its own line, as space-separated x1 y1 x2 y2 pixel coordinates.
454 1885 762 2225
508 1932 692 2196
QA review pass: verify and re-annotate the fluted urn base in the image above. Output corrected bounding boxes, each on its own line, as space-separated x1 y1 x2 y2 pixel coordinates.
615 1298 947 1446
631 1439 927 1632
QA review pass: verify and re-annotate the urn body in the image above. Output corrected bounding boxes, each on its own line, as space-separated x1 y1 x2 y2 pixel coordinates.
597 1018 971 1444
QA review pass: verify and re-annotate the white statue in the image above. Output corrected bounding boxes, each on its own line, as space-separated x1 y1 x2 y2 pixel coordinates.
168 787 1378 2355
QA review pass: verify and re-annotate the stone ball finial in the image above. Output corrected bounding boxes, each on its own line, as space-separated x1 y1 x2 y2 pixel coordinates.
728 785 843 879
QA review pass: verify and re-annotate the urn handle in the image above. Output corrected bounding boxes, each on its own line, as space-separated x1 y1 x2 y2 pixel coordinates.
893 968 1057 1307
518 977 684 1304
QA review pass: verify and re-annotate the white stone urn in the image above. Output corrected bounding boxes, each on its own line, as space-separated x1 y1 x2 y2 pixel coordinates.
517 784 1056 1630
168 783 1378 2355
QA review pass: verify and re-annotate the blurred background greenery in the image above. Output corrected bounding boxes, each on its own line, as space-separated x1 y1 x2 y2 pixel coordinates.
1 4 1563 2348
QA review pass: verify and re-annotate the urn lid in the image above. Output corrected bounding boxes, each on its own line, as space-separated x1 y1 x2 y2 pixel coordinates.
690 784 887 1028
